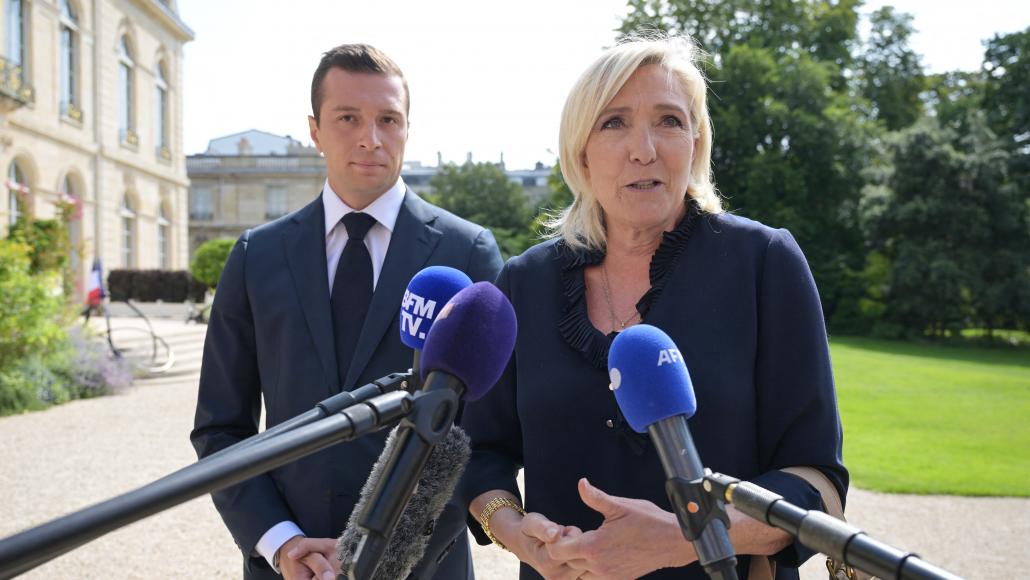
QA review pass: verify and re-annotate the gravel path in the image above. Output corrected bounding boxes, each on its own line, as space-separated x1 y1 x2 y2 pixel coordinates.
0 318 1024 579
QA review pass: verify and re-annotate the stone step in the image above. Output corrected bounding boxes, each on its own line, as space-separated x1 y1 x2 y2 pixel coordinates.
79 318 211 379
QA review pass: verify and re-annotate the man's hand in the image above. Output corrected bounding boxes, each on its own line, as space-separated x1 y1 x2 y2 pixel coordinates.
278 536 340 580
546 478 696 579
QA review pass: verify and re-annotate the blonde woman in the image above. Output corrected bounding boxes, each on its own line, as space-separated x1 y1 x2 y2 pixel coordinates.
461 35 847 580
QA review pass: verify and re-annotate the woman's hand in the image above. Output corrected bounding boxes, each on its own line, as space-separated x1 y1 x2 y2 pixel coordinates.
491 507 584 580
470 490 583 579
545 478 696 579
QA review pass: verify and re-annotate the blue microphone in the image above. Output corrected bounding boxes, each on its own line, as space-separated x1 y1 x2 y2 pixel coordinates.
399 266 473 391
609 324 738 580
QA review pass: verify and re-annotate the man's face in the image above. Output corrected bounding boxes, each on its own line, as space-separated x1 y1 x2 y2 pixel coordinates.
308 68 408 209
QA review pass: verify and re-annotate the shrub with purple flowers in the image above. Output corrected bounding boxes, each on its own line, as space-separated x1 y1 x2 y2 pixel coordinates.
0 330 134 416
55 328 134 399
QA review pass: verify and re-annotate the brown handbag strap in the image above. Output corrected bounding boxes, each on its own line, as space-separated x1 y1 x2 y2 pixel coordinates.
746 467 848 580
747 555 776 580
780 466 845 519
749 467 869 580
745 467 848 580
780 467 873 580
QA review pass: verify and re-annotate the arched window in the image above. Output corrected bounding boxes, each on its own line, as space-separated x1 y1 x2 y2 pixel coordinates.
61 174 75 197
118 36 136 143
7 161 27 226
155 61 169 157
121 195 136 267
59 0 81 119
157 204 170 269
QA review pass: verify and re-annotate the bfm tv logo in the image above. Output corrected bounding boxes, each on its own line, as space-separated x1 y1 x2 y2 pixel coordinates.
400 290 438 340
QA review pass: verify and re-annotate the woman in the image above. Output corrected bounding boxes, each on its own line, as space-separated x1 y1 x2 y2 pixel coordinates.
461 35 847 580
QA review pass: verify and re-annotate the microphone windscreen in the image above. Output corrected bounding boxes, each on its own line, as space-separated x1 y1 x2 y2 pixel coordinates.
419 282 516 401
400 266 474 350
608 324 697 433
337 426 472 580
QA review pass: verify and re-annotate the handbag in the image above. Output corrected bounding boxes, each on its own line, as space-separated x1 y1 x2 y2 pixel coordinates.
746 467 874 580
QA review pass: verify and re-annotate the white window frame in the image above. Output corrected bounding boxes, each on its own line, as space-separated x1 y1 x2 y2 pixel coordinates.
155 61 169 151
7 161 27 226
266 185 287 219
5 0 25 67
121 196 136 267
118 36 136 141
59 0 79 116
157 206 170 269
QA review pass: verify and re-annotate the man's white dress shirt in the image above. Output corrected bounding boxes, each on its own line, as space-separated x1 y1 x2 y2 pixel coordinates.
254 177 406 570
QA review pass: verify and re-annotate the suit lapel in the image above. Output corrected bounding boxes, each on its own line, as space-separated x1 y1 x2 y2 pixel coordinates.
343 190 442 388
282 195 338 391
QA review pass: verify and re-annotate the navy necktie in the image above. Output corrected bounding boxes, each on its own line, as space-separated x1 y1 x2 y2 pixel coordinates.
331 212 377 390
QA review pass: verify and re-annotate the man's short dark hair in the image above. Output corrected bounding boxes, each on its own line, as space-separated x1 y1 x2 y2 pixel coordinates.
310 43 409 124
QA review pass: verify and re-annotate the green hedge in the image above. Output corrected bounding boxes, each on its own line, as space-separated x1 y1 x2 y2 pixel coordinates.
107 270 207 303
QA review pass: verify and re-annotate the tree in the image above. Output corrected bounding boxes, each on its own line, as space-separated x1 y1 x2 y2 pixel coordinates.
858 7 925 131
541 162 574 212
869 117 1030 337
190 238 235 290
959 115 1030 335
982 27 1030 193
923 71 985 134
428 161 534 257
526 163 577 242
620 0 861 86
983 28 1030 149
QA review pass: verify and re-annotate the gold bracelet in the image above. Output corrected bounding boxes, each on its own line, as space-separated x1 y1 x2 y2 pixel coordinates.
478 496 525 551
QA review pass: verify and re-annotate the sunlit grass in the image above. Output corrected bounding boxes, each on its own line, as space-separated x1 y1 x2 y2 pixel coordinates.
959 328 1030 347
830 337 1030 497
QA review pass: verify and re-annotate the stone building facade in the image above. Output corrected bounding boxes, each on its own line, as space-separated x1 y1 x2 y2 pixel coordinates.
187 129 554 258
1 0 192 296
186 129 325 252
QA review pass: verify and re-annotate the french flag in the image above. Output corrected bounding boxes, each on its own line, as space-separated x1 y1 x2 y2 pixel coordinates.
86 259 105 306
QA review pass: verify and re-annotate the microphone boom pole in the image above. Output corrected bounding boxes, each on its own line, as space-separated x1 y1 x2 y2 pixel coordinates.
704 472 965 580
197 371 413 464
0 390 415 580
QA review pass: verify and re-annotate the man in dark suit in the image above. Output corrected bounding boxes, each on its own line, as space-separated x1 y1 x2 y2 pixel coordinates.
191 44 503 580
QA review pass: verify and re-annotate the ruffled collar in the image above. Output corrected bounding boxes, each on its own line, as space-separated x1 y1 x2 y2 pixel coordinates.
556 200 702 370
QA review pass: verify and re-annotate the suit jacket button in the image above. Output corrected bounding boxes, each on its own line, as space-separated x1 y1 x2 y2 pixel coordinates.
605 419 614 428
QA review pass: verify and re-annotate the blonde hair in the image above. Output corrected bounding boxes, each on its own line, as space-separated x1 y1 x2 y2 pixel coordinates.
549 33 722 252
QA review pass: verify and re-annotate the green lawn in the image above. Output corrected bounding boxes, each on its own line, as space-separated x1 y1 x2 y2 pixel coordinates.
830 337 1030 497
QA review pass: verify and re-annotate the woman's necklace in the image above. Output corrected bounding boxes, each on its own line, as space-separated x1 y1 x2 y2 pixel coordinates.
600 260 640 332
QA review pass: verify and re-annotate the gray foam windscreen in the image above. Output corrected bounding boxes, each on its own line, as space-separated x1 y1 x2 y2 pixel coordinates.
336 425 471 580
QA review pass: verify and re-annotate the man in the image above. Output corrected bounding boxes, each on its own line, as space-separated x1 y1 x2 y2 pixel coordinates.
191 44 502 580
